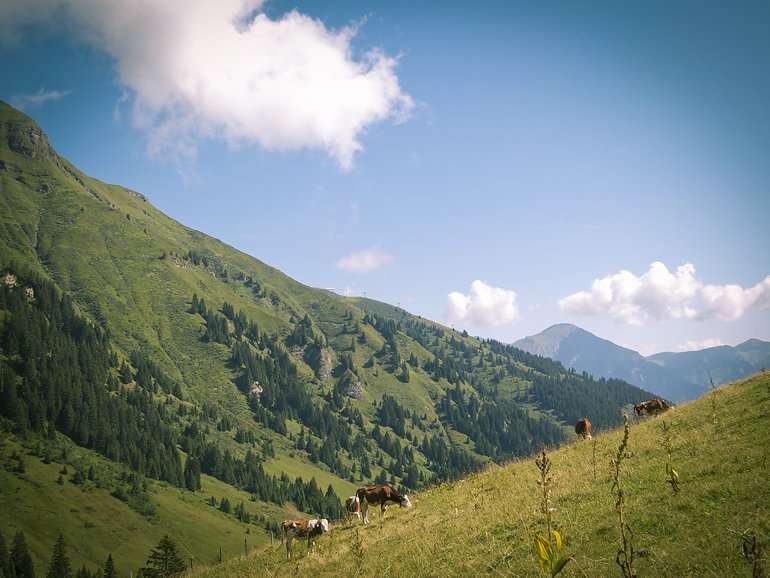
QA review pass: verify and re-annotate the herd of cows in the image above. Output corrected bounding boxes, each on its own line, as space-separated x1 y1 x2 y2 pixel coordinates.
280 397 672 560
281 484 412 559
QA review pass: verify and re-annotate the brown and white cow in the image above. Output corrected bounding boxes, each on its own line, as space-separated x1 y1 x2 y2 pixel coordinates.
356 484 412 525
345 495 362 521
634 399 671 417
281 518 330 560
575 417 592 440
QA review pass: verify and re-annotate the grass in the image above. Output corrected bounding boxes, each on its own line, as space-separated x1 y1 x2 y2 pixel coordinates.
190 372 770 577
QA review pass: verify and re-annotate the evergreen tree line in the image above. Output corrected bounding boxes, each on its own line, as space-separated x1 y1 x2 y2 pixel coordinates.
181 425 343 518
127 351 181 398
378 313 651 432
191 297 359 480
439 385 566 459
418 432 482 482
0 528 195 578
0 269 183 486
528 371 650 429
0 530 116 578
376 395 409 437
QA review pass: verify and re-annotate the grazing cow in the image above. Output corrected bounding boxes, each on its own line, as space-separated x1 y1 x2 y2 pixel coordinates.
345 495 362 521
634 399 671 417
281 518 330 560
356 484 412 525
575 417 592 440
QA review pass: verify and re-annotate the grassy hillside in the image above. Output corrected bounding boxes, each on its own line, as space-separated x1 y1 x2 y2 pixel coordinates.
192 371 770 577
0 432 286 574
0 99 658 574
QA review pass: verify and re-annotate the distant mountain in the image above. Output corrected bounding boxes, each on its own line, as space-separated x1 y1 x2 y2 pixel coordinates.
514 324 770 402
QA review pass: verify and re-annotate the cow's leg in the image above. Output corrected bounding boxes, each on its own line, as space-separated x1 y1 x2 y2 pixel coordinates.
361 499 369 525
286 536 293 560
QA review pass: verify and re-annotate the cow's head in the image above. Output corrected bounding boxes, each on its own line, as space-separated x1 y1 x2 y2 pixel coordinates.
400 495 412 508
318 518 331 533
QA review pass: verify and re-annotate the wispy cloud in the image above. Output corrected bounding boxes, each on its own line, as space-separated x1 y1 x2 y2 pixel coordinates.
0 0 412 169
559 261 770 324
446 280 520 328
674 338 725 352
336 247 393 273
11 88 70 110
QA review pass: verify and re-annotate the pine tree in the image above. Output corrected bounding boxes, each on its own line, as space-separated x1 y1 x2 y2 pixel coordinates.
11 531 35 578
46 533 71 578
102 554 116 578
141 536 186 578
0 531 12 578
400 362 410 383
183 456 200 491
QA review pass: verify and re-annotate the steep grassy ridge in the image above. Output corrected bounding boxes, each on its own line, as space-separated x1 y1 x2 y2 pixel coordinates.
193 372 770 577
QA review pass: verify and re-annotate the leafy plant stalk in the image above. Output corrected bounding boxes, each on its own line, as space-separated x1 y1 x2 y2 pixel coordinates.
659 420 680 495
534 450 573 576
611 415 637 578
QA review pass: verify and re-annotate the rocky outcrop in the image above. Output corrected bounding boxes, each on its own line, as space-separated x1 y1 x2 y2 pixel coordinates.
7 124 53 159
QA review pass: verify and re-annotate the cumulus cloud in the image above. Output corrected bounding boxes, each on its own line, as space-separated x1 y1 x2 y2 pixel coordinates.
0 0 413 169
559 261 770 324
336 247 393 273
11 88 70 110
446 280 520 328
675 338 725 352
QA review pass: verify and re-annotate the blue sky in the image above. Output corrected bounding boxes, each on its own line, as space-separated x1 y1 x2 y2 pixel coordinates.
1 0 769 354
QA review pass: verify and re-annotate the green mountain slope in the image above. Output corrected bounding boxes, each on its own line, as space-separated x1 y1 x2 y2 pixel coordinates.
192 371 770 578
0 100 656 573
515 324 770 402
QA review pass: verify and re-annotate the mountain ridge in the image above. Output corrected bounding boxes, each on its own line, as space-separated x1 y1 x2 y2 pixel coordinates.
514 323 770 401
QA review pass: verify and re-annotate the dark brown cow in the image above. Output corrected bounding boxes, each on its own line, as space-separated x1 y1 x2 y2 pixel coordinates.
634 399 671 417
355 484 412 525
575 417 592 440
281 518 330 559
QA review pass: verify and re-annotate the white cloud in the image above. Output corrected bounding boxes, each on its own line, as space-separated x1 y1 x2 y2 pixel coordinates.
446 280 520 328
0 0 412 170
699 276 770 321
336 247 393 273
559 261 770 324
675 338 725 352
11 88 70 110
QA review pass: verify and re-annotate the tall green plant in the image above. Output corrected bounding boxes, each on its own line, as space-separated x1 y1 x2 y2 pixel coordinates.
708 371 720 427
611 415 637 578
534 451 573 576
659 420 680 495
